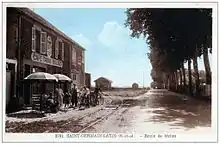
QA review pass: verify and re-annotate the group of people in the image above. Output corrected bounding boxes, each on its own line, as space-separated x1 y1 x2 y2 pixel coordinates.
49 84 103 111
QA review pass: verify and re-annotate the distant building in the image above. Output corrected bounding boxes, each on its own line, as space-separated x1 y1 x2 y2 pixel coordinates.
94 77 112 90
132 83 139 89
85 73 91 88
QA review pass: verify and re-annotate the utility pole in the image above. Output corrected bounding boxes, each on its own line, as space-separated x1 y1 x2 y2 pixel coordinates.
143 72 144 88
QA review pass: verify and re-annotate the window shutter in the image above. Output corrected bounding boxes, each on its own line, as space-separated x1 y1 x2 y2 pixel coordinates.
40 32 47 54
32 27 36 52
62 42 64 61
55 39 59 59
47 36 52 57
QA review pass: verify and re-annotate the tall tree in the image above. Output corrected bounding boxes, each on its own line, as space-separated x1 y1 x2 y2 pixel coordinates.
125 8 212 94
188 59 193 95
181 62 186 88
203 46 211 84
192 49 200 95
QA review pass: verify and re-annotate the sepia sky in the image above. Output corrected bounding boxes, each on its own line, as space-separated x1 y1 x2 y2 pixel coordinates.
33 8 212 87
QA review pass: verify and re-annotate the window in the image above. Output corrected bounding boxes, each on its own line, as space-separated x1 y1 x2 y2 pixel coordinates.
35 30 41 53
40 32 47 54
55 38 64 60
58 41 62 60
71 73 76 81
32 25 42 53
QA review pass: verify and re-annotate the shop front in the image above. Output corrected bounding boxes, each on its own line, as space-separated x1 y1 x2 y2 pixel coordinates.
22 52 63 106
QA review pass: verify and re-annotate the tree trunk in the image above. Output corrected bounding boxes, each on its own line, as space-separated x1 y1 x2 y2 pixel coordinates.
166 76 169 89
193 53 200 96
171 72 175 91
203 47 211 85
179 69 183 92
162 73 166 89
169 74 172 91
188 59 193 95
170 73 173 91
165 73 168 89
168 76 170 90
174 71 178 91
181 62 186 93
179 69 183 87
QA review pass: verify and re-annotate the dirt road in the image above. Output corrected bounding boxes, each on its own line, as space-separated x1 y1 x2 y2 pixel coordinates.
5 89 211 134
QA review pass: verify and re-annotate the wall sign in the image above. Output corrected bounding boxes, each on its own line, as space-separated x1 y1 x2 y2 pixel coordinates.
31 52 63 68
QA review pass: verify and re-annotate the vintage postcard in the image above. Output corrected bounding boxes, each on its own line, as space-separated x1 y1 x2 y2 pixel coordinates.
1 1 218 143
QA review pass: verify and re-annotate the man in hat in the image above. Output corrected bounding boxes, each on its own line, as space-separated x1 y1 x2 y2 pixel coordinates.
71 84 78 108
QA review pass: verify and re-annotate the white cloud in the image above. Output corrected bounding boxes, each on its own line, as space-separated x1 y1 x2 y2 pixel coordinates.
71 34 92 49
98 21 131 49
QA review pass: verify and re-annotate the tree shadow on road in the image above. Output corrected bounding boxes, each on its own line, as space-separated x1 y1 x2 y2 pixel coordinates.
144 94 211 129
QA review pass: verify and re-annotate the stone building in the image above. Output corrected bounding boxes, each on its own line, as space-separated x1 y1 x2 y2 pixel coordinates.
94 77 112 90
6 8 85 110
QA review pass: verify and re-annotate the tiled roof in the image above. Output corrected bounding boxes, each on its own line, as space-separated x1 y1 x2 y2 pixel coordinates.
16 8 85 51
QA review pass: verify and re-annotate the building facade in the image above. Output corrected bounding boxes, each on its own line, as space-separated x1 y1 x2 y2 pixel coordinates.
85 73 91 89
94 77 112 90
6 8 85 109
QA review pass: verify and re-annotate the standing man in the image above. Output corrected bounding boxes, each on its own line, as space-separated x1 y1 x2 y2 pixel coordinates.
94 86 104 105
71 84 78 108
55 88 64 110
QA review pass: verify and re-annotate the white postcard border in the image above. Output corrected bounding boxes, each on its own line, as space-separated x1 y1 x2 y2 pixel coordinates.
1 1 218 143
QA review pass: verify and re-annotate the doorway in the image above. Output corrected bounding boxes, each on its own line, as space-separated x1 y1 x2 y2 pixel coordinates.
6 71 12 107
